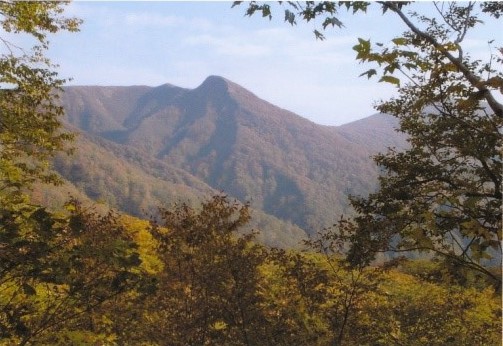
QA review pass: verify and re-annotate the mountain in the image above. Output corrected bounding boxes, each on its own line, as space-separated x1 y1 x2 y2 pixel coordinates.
53 76 407 246
39 125 305 248
335 113 407 152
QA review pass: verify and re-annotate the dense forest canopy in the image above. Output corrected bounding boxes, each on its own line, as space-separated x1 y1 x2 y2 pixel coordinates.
0 1 501 344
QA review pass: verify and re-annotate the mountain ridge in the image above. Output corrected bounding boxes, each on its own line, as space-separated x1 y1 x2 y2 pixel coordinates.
55 76 407 244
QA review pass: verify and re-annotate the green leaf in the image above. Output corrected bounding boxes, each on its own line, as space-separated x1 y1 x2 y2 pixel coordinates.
392 37 407 46
314 29 325 40
284 9 296 25
353 38 371 60
378 75 400 86
322 16 343 29
359 69 377 79
261 4 271 18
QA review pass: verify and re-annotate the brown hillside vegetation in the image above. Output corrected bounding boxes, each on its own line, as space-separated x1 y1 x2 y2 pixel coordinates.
56 76 407 244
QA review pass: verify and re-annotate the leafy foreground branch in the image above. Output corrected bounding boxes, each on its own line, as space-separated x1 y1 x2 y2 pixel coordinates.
235 1 502 287
0 1 81 194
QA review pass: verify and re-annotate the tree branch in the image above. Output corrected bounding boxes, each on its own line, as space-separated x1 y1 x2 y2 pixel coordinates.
380 1 503 117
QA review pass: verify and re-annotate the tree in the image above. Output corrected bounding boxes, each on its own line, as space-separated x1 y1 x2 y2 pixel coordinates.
0 1 80 198
347 267 501 345
347 1 502 286
304 232 384 345
0 200 146 345
235 1 502 285
0 3 150 344
140 195 272 345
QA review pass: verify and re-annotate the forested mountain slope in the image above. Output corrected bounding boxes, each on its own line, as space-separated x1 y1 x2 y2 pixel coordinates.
43 126 305 248
57 76 407 240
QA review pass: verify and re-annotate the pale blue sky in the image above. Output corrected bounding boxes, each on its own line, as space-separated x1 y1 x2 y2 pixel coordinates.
43 1 501 126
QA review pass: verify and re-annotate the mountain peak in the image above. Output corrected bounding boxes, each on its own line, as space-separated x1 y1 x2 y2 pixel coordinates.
192 75 237 103
198 75 230 90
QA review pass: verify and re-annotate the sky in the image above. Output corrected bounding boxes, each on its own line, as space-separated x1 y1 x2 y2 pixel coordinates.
36 1 503 126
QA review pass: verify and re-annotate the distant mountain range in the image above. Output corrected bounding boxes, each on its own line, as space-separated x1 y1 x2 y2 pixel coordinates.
40 76 407 247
